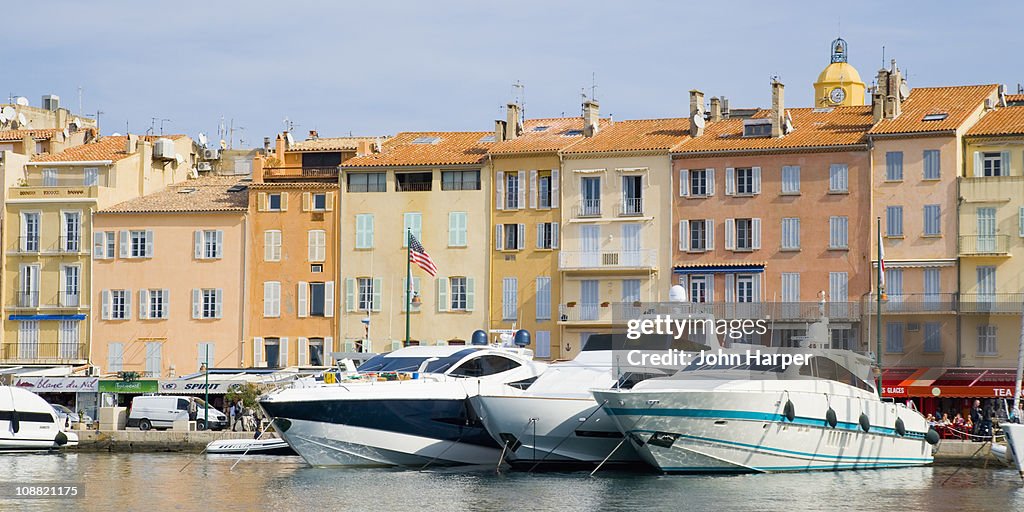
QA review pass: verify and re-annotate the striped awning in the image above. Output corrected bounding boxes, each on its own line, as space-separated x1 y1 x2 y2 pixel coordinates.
673 262 765 275
8 314 87 321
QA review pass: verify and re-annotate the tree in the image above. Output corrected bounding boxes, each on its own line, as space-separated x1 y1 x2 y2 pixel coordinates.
225 382 266 410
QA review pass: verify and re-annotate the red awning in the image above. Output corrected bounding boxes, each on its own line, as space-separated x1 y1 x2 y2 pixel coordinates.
881 367 1021 398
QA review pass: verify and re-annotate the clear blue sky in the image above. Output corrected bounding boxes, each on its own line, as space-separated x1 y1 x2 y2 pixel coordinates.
10 0 1023 146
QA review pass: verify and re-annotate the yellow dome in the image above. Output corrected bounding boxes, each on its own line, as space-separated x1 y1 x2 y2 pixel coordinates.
817 62 862 85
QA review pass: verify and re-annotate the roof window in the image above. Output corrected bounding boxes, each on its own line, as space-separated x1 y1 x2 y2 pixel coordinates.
411 136 441 144
922 113 948 122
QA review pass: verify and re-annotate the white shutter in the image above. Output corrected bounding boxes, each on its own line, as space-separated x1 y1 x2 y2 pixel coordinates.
679 220 689 251
144 230 154 257
215 230 223 258
725 274 735 303
724 218 735 250
752 273 762 302
551 223 559 249
302 192 311 212
279 338 289 367
466 278 475 311
297 282 309 318
517 224 525 250
752 218 762 250
517 170 526 208
345 278 356 312
324 337 334 364
725 168 735 195
19 215 27 251
308 231 316 261
253 337 264 365
1002 151 1011 175
192 289 201 319
298 337 309 366
707 274 715 302
119 230 130 257
752 166 761 194
163 288 170 319
450 213 459 247
324 281 335 318
124 290 132 320
93 232 105 258
495 224 504 251
437 277 449 312
679 169 689 196
194 230 203 259
371 278 382 311
101 290 111 320
973 152 982 177
536 223 544 249
214 289 223 318
139 289 149 319
705 219 715 250
530 170 538 208
551 170 560 208
706 168 715 195
496 171 505 210
257 192 267 211
60 212 68 245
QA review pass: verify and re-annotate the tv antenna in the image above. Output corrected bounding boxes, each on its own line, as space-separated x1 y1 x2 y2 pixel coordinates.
283 117 297 132
590 72 598 101
78 85 83 114
511 81 526 122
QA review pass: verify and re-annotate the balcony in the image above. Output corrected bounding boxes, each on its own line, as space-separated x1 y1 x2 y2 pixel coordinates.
16 292 39 308
8 185 98 200
959 235 1010 256
0 342 87 363
572 199 602 219
55 291 82 308
558 301 864 324
558 303 612 324
620 198 643 216
559 249 656 271
960 293 1024 314
8 236 85 256
263 166 339 180
960 175 1024 202
865 293 958 314
9 236 41 254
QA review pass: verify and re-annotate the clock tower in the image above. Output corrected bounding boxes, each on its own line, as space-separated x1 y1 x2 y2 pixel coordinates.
813 38 866 107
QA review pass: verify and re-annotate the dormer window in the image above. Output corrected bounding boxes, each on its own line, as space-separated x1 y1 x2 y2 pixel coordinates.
922 113 948 122
742 118 772 137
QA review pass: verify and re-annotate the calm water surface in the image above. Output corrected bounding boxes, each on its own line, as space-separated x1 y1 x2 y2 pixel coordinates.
1 453 1023 512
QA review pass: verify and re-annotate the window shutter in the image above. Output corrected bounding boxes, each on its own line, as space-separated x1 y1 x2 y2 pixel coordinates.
367 216 375 248
298 337 309 366
752 274 762 302
279 338 289 367
144 230 154 257
437 277 449 312
706 274 715 302
705 219 714 250
308 231 315 261
60 212 68 244
280 192 288 211
297 282 309 318
752 218 762 249
1002 151 1012 175
264 231 273 261
18 215 27 251
530 170 538 208
449 212 458 247
973 152 982 177
93 232 105 258
517 170 526 208
214 289 222 318
345 278 356 312
724 219 735 250
302 192 311 212
679 169 689 196
466 277 475 311
495 224 504 250
124 291 132 320
101 290 111 320
215 231 223 258
752 167 761 194
194 230 203 259
725 274 735 303
725 168 735 195
1019 207 1024 237
253 337 264 365
679 220 689 251
371 278 382 311
326 192 335 211
551 223 559 249
192 289 201 319
163 289 170 318
324 281 335 317
517 224 525 250
258 192 267 211
139 289 149 319
536 223 544 249
706 169 715 195
324 337 334 364
119 230 130 258
495 171 505 210
551 170 560 208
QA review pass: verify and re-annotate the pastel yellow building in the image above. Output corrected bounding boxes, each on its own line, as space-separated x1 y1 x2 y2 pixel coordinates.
91 176 249 377
813 38 866 107
1 134 195 367
339 131 493 350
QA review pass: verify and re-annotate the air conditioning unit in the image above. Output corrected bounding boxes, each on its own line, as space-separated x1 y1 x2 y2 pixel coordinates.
153 138 175 160
203 148 220 160
42 94 60 111
197 162 212 172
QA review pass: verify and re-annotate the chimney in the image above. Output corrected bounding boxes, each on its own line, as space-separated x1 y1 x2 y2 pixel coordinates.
22 134 35 157
872 90 884 123
356 140 372 156
494 119 507 142
709 97 722 123
125 134 139 154
582 99 600 137
308 130 318 139
771 80 785 138
263 137 271 152
506 103 522 139
721 96 730 119
689 89 705 137
252 155 265 184
275 133 286 161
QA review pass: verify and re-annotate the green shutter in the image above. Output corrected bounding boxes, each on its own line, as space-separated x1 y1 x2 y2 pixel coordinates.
466 277 475 311
345 278 356 312
437 277 448 312
372 278 382 311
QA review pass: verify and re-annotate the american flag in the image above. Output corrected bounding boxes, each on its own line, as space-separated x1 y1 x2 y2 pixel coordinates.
409 233 438 276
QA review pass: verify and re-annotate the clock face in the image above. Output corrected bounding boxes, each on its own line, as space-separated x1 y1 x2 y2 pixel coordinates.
829 87 847 104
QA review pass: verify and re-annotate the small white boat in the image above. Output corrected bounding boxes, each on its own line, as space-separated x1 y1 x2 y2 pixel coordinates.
1 386 78 452
206 437 296 456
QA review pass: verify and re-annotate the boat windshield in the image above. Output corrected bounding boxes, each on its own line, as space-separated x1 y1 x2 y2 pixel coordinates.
680 361 787 373
357 349 479 373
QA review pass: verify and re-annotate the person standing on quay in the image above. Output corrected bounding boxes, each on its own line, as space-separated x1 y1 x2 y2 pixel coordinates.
970 400 984 436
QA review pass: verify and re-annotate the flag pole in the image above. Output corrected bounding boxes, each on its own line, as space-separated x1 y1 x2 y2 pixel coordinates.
876 216 883 397
406 228 411 347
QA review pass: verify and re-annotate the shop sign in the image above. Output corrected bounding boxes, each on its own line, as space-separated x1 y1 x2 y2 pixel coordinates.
13 376 99 393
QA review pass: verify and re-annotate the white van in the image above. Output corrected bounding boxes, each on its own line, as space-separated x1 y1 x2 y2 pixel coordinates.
126 396 228 431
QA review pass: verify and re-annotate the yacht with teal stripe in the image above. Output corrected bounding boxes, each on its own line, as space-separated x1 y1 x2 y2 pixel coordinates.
593 316 939 473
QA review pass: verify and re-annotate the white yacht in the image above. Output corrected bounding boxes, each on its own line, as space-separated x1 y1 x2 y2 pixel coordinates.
259 343 545 467
1 386 78 452
593 319 938 473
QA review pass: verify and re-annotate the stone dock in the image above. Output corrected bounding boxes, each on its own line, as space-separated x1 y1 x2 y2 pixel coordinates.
72 430 259 453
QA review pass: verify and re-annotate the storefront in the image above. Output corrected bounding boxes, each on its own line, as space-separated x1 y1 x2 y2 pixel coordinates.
97 379 160 409
882 367 1020 421
11 376 100 420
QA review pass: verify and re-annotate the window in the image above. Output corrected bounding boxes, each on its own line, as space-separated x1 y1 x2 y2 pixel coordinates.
829 164 848 192
885 151 903 181
267 193 283 211
103 231 115 258
981 152 1005 177
724 218 760 251
396 171 432 192
830 329 853 350
441 170 480 191
923 150 941 179
127 230 153 258
536 222 559 249
622 279 641 303
19 264 39 307
311 193 327 211
84 167 99 186
111 290 129 320
496 223 525 251
348 172 386 192
735 218 753 250
21 211 40 252
263 338 281 369
622 175 642 215
145 289 168 319
886 322 904 353
309 282 327 317
689 220 707 251
197 342 215 371
742 119 771 137
196 230 223 259
43 168 57 186
311 264 323 273
449 212 468 247
580 280 599 320
18 320 39 359
537 172 552 208
61 265 80 307
145 342 162 377
355 215 374 249
502 277 518 321
264 230 282 261
505 172 521 209
62 211 81 252
689 275 709 303
108 342 124 372
581 176 600 215
885 268 904 299
196 288 221 319
781 272 800 303
308 230 326 262
977 325 997 355
829 216 848 249
449 277 468 311
307 338 325 366
735 274 754 303
263 282 281 317
689 168 711 197
536 277 551 320
735 167 756 195
781 218 800 250
924 323 942 353
358 278 376 311
782 166 800 194
886 206 903 237
923 205 941 236
535 331 551 358
924 268 941 300
403 213 422 247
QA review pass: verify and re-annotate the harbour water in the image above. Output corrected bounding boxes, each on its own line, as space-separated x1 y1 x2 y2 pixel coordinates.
2 453 1024 511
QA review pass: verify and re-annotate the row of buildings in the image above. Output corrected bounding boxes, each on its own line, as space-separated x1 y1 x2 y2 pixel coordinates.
3 40 1024 405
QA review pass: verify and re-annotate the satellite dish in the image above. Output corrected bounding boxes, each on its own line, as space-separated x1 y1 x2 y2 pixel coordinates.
783 111 794 134
285 132 295 146
111 132 122 136
174 153 185 165
17 113 27 126
0 106 12 121
899 82 910 100
61 128 69 140
669 285 687 302
692 114 706 129
198 132 208 146
15 97 29 106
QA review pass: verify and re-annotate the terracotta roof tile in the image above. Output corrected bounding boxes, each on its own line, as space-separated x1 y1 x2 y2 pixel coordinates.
563 118 691 154
0 128 59 142
289 136 387 152
1006 94 1024 103
31 134 188 163
965 105 1024 137
488 118 610 155
868 85 998 135
100 175 249 213
672 106 873 155
341 131 491 167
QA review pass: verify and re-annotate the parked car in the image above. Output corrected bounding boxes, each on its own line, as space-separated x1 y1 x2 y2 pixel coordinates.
126 395 228 431
50 404 93 428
